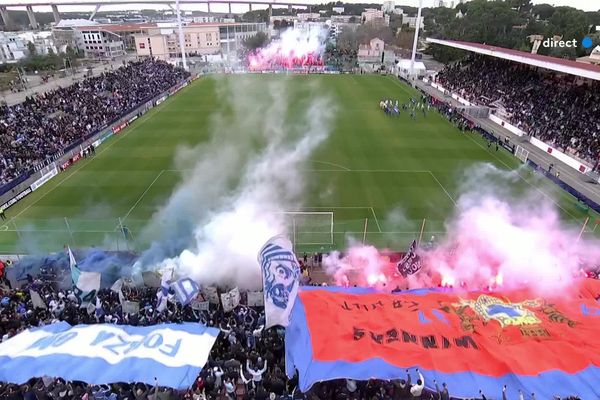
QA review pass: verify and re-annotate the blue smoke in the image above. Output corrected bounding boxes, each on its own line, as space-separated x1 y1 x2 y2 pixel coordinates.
8 249 138 289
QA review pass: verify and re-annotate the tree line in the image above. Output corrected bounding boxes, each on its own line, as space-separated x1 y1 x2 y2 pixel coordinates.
425 0 600 62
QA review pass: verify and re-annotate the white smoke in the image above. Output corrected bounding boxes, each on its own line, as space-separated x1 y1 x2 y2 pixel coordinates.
135 75 333 290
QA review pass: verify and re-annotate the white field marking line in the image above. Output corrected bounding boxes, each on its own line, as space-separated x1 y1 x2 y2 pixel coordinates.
462 133 580 220
351 169 431 173
5 106 167 225
370 206 382 233
309 160 350 171
304 169 432 173
122 169 166 221
428 171 457 206
287 206 371 209
0 227 448 234
387 76 417 97
166 168 432 173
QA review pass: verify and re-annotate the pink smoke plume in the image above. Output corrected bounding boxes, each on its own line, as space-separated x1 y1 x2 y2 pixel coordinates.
323 168 600 295
247 27 326 71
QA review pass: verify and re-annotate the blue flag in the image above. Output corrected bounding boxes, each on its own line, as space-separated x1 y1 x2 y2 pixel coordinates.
171 278 200 306
69 247 100 306
0 322 219 389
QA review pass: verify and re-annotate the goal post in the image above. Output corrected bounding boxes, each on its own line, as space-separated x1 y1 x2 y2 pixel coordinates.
515 146 529 163
280 211 334 247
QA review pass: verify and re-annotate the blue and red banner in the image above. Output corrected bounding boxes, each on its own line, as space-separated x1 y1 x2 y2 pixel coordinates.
285 280 600 399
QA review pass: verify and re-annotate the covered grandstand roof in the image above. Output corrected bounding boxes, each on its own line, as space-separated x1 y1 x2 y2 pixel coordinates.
426 38 600 81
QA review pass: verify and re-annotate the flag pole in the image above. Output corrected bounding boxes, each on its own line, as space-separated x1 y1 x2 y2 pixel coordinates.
577 217 590 242
362 217 368 244
409 0 423 80
292 217 297 253
64 217 75 246
418 218 426 246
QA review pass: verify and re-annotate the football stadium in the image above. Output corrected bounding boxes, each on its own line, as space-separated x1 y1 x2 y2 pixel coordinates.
0 0 599 399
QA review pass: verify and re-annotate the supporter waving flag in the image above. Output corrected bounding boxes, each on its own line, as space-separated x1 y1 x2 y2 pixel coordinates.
172 277 200 306
156 268 173 312
258 235 300 328
68 247 100 307
397 240 422 277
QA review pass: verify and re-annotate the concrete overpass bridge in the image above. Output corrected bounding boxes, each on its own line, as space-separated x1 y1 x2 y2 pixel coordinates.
0 0 313 29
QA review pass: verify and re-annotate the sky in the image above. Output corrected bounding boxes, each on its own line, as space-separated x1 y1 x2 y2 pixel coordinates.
12 0 600 14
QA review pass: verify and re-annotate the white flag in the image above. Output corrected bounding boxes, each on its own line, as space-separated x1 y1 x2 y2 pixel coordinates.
156 269 173 313
122 301 140 314
258 235 300 328
191 300 210 311
220 287 240 312
247 291 264 307
68 247 101 306
110 278 124 293
29 290 47 309
203 286 219 304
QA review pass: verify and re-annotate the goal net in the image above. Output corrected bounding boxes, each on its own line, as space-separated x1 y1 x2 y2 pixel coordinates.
281 212 334 246
515 146 529 163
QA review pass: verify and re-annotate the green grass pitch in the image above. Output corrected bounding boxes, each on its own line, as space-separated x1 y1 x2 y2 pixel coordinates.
0 74 595 255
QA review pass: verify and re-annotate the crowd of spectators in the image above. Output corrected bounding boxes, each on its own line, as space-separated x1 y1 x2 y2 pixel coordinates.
435 56 600 164
0 60 190 186
0 257 586 400
0 258 476 400
324 48 357 72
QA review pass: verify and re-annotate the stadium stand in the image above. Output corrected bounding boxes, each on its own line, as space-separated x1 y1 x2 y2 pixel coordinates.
0 255 587 400
0 60 190 186
434 55 600 166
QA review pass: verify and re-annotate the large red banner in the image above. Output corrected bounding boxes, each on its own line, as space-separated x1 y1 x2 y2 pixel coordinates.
300 279 600 377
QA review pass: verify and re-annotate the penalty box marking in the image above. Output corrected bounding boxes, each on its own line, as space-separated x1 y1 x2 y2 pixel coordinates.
3 105 169 226
122 169 185 222
122 169 167 222
130 169 455 233
306 168 457 207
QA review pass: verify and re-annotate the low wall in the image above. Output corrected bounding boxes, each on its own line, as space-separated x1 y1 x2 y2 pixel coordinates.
488 114 525 137
487 114 590 173
0 78 193 212
423 78 592 174
527 159 600 214
529 137 591 173
429 81 475 107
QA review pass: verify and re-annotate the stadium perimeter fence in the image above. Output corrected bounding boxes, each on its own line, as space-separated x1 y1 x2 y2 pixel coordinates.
0 216 447 256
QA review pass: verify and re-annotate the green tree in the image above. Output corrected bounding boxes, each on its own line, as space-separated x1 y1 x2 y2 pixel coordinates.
509 0 532 13
531 3 555 20
27 41 36 56
389 13 403 34
241 9 269 23
545 7 591 56
243 32 269 51
356 22 393 45
336 27 358 52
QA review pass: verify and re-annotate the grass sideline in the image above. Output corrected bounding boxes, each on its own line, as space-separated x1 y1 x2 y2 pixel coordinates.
0 74 596 254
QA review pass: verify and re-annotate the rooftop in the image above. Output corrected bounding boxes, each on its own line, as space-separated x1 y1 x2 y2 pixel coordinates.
426 38 600 81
